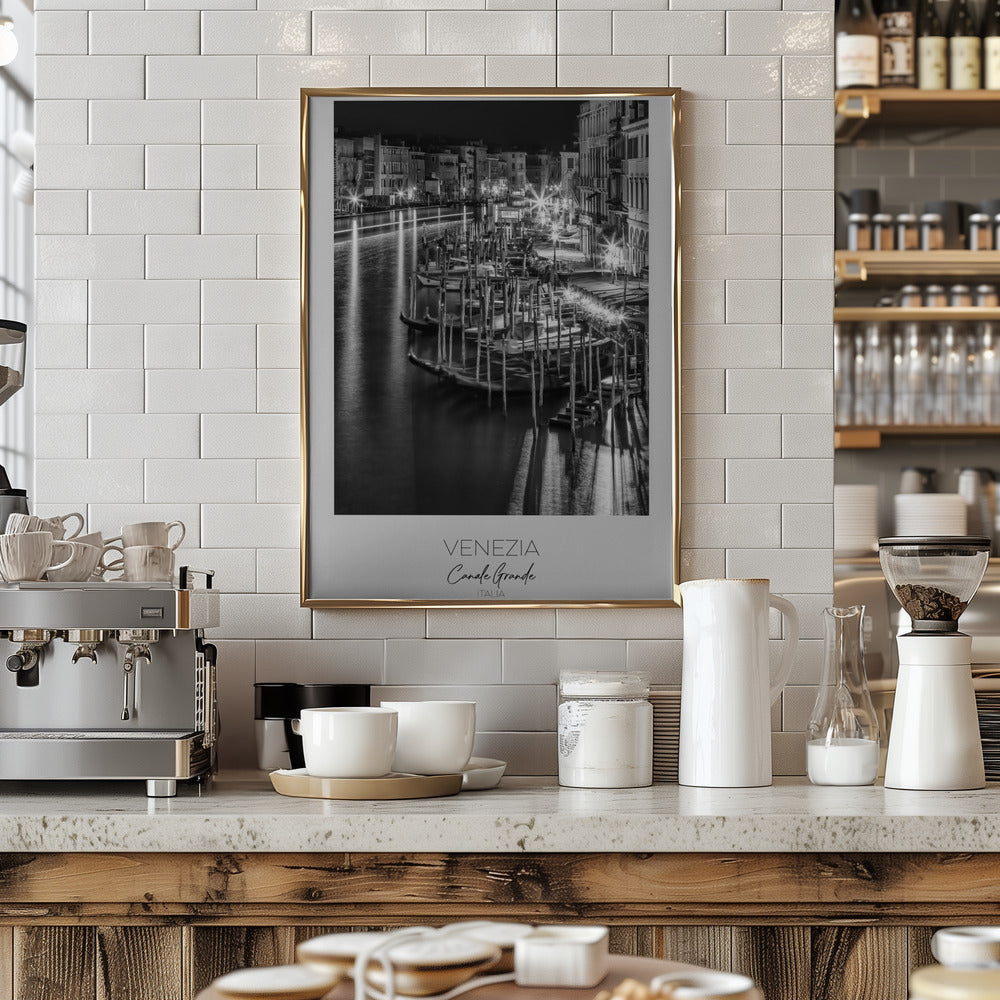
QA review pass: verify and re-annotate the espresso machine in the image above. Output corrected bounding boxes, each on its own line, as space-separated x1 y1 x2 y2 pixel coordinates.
0 567 219 796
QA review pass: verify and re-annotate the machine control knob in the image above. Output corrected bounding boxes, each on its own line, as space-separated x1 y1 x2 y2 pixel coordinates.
6 649 36 672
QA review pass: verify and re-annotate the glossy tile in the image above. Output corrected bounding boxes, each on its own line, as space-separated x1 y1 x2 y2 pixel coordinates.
202 11 310 53
313 11 426 53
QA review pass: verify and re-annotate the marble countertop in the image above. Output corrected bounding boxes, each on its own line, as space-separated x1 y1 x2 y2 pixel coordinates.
4 775 1000 853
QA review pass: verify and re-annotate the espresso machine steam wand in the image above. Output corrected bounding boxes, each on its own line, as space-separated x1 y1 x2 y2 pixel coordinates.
116 629 158 721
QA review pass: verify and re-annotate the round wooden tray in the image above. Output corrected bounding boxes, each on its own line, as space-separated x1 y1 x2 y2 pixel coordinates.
269 768 463 801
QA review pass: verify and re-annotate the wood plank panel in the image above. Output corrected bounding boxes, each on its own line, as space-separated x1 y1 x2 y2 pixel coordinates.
908 927 934 978
660 927 732 972
96 926 182 1000
6 853 1000 909
608 926 661 959
0 927 12 1000
13 926 95 1000
812 926 908 1000
733 926 810 1000
187 926 295 997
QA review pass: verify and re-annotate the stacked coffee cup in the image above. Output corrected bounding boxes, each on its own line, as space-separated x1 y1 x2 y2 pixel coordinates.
0 514 187 585
0 510 120 583
106 520 186 583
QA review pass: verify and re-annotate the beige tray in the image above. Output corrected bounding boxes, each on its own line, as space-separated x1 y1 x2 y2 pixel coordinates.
270 768 463 801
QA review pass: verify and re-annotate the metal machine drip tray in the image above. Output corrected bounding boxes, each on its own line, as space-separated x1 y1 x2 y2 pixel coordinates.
0 730 198 740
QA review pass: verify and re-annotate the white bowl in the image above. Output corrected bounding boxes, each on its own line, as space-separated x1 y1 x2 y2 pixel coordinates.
446 920 533 972
461 757 507 790
650 971 762 999
932 926 1000 968
212 964 341 999
297 930 500 997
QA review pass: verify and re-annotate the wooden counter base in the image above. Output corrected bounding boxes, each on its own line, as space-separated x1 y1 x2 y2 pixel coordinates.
0 851 991 999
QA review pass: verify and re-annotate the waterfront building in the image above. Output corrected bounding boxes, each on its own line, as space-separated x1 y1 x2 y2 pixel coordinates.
525 152 556 192
577 99 626 261
455 143 488 201
623 100 650 278
426 150 460 201
334 135 362 212
499 150 527 193
408 149 426 200
379 139 411 203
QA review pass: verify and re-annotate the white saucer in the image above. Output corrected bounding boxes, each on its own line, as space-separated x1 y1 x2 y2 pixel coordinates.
462 757 507 790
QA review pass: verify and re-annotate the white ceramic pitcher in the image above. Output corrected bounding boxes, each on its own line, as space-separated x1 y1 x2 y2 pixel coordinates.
678 579 799 788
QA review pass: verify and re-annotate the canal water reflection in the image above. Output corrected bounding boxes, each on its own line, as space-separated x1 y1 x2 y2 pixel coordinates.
333 207 647 517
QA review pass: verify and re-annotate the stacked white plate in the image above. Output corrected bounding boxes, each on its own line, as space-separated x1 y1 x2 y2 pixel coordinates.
650 688 681 783
894 492 967 536
834 484 879 557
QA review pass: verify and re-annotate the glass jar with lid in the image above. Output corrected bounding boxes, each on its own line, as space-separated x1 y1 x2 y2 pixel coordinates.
558 671 652 788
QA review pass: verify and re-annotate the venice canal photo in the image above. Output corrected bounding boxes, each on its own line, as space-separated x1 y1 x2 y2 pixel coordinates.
331 98 652 517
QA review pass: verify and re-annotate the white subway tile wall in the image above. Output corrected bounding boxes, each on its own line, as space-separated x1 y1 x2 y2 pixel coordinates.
33 4 834 773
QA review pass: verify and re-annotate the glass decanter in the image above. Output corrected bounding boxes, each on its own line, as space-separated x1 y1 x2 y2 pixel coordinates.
806 605 880 786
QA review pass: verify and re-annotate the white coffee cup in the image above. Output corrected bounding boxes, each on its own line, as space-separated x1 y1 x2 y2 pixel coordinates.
6 511 84 540
46 541 102 583
0 531 75 582
108 520 185 551
4 513 42 534
379 700 476 775
290 707 398 779
123 544 174 582
41 511 84 540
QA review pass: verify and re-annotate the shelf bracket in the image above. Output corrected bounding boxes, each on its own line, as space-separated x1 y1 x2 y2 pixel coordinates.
835 92 880 119
835 255 868 282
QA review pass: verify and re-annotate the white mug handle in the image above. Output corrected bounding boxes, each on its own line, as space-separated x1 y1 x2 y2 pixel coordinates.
61 512 85 539
95 546 125 580
768 595 800 705
104 535 123 548
290 718 302 735
167 520 186 551
46 541 78 574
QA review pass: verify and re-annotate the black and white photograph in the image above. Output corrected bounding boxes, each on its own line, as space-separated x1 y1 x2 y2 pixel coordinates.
302 89 679 606
330 97 651 518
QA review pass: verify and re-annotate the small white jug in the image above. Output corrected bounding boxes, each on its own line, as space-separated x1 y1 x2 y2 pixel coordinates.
679 578 799 788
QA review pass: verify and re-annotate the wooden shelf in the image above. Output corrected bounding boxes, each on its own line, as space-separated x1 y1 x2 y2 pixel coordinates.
836 88 1000 140
836 250 1000 282
834 307 1000 321
835 424 1000 449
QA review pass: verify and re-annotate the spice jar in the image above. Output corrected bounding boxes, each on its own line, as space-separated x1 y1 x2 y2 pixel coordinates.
969 213 994 250
950 283 973 308
925 284 948 308
896 213 919 250
872 213 895 250
558 671 652 788
899 284 923 307
920 212 945 250
976 284 999 308
847 212 872 251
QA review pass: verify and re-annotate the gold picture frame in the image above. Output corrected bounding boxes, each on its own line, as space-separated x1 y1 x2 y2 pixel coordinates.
300 87 681 608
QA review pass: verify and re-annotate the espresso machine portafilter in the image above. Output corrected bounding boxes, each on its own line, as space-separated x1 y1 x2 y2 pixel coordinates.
0 567 220 797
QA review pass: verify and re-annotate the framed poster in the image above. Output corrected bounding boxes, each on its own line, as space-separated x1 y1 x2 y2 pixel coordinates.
301 88 680 607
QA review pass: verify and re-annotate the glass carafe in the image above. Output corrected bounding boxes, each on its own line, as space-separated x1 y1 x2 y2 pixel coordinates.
807 605 880 785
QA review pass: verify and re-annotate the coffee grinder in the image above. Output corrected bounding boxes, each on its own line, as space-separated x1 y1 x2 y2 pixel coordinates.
879 536 991 790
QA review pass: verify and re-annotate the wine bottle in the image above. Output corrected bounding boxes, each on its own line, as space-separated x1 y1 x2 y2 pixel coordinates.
917 0 948 87
948 0 981 88
837 0 881 87
880 0 917 84
984 0 1000 88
